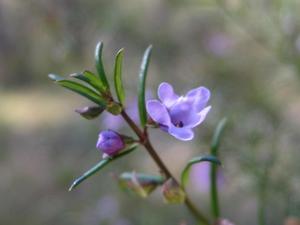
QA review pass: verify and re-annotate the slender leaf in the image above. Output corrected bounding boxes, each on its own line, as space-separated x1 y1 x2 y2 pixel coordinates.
95 41 109 90
138 45 152 127
70 71 107 94
48 74 106 107
211 118 228 155
114 48 125 105
68 144 138 191
210 117 227 219
181 155 221 190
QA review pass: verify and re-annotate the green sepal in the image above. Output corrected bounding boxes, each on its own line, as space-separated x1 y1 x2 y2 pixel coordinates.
95 41 109 90
68 144 138 191
181 155 221 190
48 74 106 107
120 135 137 145
70 71 107 94
138 45 152 128
118 172 165 198
162 178 186 204
114 48 126 105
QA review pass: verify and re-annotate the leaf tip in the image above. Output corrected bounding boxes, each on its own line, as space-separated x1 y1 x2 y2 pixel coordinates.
117 48 125 55
95 41 104 53
68 181 77 191
95 41 104 64
69 72 82 78
219 117 228 127
145 45 153 56
48 73 61 81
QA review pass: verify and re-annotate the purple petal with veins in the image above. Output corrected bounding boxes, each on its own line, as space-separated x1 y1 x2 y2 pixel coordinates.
186 86 210 112
158 82 179 107
168 125 194 141
146 100 170 126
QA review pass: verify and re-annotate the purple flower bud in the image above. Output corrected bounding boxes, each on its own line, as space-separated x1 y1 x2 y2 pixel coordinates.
96 130 125 156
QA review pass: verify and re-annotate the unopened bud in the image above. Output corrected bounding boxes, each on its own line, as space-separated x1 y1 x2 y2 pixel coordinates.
107 102 122 115
96 130 125 156
118 172 165 198
75 106 105 119
162 178 186 204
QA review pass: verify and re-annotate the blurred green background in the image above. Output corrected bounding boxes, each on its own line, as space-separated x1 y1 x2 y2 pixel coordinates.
1 0 300 225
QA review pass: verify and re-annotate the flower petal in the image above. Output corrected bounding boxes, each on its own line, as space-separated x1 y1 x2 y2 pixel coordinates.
146 100 171 125
185 106 211 128
186 86 210 112
158 82 179 108
168 125 194 141
169 98 194 126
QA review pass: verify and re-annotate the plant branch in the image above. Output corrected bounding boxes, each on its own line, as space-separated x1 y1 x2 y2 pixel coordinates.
121 110 211 225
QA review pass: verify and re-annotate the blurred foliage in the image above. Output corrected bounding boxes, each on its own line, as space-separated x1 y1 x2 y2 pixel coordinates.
1 0 300 225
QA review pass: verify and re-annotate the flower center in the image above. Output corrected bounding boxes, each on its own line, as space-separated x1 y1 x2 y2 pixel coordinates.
175 121 184 128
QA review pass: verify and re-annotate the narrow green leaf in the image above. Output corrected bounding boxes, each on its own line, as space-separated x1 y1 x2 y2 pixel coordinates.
95 41 109 90
70 71 107 94
181 155 221 190
114 48 125 105
210 117 228 219
211 118 228 155
68 144 138 191
49 74 106 107
138 45 152 127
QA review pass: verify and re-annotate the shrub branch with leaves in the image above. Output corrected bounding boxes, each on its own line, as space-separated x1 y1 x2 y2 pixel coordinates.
49 42 228 225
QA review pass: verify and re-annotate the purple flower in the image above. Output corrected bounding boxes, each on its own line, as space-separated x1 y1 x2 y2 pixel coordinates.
146 82 211 141
96 130 125 157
